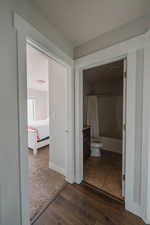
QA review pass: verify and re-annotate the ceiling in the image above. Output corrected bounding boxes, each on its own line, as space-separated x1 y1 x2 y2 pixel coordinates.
83 60 123 85
33 0 150 47
27 44 49 91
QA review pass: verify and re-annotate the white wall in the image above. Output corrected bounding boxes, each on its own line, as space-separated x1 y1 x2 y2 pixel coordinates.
0 1 73 225
28 88 49 120
27 44 49 91
74 14 150 58
75 34 150 223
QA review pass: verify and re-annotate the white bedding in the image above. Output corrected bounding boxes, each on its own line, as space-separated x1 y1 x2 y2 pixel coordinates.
28 119 49 140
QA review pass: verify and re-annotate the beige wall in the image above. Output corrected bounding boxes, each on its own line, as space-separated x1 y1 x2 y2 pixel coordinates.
98 95 123 138
83 78 123 139
0 1 73 225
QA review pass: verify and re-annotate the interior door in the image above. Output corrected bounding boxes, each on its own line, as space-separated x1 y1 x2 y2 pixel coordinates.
48 58 68 172
122 58 127 197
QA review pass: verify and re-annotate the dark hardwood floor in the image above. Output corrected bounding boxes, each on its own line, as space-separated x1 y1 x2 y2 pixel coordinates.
33 183 145 225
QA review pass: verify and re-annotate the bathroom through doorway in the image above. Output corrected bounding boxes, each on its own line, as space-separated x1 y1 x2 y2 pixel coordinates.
82 59 126 201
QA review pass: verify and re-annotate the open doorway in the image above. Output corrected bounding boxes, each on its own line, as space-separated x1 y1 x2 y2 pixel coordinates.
26 43 66 222
14 15 74 225
83 59 126 200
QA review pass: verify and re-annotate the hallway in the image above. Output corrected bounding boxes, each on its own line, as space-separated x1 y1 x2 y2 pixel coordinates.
33 183 145 225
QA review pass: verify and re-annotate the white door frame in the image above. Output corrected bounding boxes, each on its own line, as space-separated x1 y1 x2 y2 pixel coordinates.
122 58 127 197
14 13 74 225
75 31 150 224
80 57 126 198
75 56 126 181
142 42 150 224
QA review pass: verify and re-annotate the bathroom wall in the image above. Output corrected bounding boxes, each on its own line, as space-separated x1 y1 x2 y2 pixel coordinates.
83 79 92 125
97 80 123 139
83 75 123 139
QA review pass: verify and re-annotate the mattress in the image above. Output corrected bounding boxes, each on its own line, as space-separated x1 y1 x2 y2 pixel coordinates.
28 119 49 140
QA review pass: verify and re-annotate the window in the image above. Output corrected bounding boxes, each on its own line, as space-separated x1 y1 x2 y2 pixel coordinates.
27 98 36 122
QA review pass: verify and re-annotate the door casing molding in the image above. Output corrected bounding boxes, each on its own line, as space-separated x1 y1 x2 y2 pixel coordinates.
75 30 150 224
14 12 150 225
14 13 74 225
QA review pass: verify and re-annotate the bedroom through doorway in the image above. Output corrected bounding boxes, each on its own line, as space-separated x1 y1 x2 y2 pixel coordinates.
26 43 66 222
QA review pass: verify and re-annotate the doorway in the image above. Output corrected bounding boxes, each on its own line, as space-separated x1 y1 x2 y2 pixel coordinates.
26 43 69 222
82 59 126 200
15 14 74 225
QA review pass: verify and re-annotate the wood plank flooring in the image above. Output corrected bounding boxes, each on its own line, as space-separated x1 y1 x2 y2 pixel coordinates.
29 146 65 221
33 183 145 225
84 151 122 199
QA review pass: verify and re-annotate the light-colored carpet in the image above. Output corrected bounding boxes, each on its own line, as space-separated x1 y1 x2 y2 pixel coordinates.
28 146 66 221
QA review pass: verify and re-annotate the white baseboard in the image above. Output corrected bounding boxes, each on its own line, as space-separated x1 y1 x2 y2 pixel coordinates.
126 201 142 217
49 161 75 184
142 215 150 225
65 176 74 184
125 200 150 224
49 161 65 176
75 176 82 184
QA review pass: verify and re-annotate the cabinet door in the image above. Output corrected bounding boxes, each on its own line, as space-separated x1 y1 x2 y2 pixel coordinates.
83 128 91 160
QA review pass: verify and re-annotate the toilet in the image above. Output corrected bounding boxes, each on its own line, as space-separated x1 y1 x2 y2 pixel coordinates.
91 138 103 157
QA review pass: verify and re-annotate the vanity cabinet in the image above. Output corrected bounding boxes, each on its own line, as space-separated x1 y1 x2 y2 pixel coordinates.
83 127 91 160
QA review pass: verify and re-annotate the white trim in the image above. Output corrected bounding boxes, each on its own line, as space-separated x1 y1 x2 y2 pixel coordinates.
126 202 150 225
75 30 150 224
14 13 74 225
126 201 142 218
125 51 137 210
13 11 150 225
75 69 83 184
14 14 73 67
17 31 29 225
75 33 149 69
141 42 150 224
122 58 127 197
49 161 65 176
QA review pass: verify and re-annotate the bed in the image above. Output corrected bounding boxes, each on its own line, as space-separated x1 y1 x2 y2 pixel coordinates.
28 119 49 155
